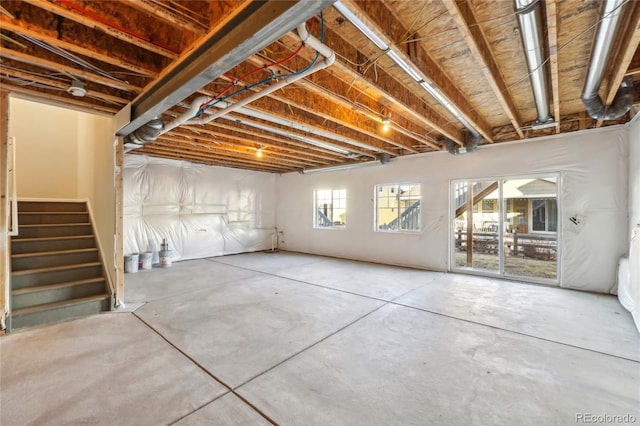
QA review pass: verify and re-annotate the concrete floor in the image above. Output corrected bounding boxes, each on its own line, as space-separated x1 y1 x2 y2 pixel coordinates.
2 251 639 425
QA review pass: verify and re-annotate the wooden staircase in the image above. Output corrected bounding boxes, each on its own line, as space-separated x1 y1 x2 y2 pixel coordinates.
9 201 112 330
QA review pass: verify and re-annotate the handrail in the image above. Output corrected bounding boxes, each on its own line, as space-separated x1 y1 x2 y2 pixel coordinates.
382 200 420 231
317 209 333 227
8 137 18 236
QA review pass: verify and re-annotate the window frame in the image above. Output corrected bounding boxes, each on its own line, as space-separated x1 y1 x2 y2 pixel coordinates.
374 182 422 233
313 188 347 229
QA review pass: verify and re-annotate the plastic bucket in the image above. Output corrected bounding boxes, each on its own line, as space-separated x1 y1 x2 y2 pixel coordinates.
139 252 153 270
125 253 139 273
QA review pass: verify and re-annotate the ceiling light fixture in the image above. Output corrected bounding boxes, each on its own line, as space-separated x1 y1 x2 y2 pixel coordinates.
256 147 263 157
67 80 86 97
381 116 390 131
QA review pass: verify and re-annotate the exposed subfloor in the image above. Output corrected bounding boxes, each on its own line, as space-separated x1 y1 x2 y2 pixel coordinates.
2 251 639 425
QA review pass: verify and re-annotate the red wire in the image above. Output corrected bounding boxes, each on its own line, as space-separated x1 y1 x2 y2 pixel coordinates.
201 14 318 109
58 0 180 54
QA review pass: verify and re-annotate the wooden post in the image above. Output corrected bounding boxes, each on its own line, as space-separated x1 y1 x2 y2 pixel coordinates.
466 182 474 266
115 136 124 306
0 91 9 331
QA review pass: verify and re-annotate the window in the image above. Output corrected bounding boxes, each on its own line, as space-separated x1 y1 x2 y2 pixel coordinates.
314 189 346 228
375 183 421 232
531 199 557 232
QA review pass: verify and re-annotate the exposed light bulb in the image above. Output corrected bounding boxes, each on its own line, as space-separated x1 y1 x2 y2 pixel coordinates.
381 117 390 132
256 147 263 158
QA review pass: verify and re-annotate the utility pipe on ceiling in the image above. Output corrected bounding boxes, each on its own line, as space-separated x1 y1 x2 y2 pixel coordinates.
581 0 634 120
514 0 553 125
185 22 334 127
126 21 335 149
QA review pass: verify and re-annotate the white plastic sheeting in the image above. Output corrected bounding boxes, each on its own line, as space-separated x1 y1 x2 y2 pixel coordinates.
276 125 629 294
619 114 640 331
123 155 276 262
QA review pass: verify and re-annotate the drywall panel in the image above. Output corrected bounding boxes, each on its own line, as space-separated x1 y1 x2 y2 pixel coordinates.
123 155 276 262
78 113 116 287
276 126 628 294
9 98 79 198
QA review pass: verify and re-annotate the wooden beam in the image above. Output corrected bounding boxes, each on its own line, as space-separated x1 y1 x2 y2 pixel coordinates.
0 17 158 78
597 2 640 127
168 130 329 166
115 137 124 307
444 0 524 138
136 145 291 173
121 0 207 35
545 0 562 133
626 68 640 76
222 111 379 158
156 134 319 168
306 24 463 145
0 82 118 115
21 0 178 59
192 122 346 162
0 91 9 330
244 53 440 150
339 0 494 142
131 150 285 173
121 0 334 137
0 66 129 105
0 48 141 92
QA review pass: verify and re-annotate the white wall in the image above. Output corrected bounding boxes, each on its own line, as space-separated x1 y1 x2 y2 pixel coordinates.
10 98 80 198
276 126 629 294
123 155 277 261
8 97 116 287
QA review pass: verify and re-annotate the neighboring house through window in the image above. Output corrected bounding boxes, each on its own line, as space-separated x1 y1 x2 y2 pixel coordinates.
314 189 346 228
375 183 421 232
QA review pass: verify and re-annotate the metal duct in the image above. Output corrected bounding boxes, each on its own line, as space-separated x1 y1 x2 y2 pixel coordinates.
444 133 482 155
515 0 553 124
123 118 163 146
581 0 633 120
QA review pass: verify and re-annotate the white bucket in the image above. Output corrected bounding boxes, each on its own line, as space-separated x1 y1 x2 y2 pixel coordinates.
139 252 153 270
159 250 172 267
124 253 139 273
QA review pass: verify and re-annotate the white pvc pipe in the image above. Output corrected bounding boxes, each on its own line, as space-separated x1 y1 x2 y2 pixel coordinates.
188 23 335 126
161 95 210 135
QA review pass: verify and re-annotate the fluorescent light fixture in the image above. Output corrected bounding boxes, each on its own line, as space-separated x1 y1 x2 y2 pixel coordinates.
334 1 484 140
387 50 422 82
334 1 389 50
300 160 380 174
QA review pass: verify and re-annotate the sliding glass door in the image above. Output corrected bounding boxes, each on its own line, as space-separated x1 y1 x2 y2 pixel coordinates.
452 176 558 283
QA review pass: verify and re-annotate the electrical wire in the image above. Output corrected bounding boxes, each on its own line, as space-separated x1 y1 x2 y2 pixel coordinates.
196 13 326 118
20 34 129 84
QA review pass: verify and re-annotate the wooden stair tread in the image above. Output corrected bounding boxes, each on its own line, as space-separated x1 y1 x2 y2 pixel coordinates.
19 223 91 227
12 294 111 317
12 248 97 259
19 211 88 215
12 277 106 296
11 262 102 276
12 235 94 242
